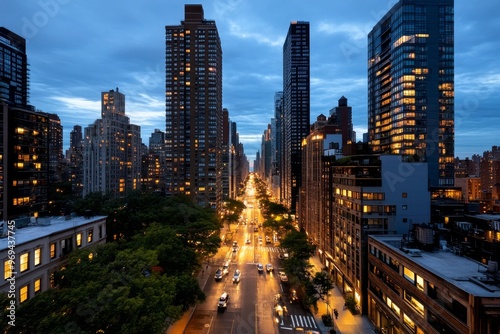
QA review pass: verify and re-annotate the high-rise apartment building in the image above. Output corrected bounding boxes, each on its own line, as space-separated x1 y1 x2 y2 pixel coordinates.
165 4 223 210
272 91 283 201
0 27 29 108
282 21 310 213
368 0 454 187
83 88 142 197
1 103 49 221
67 125 84 197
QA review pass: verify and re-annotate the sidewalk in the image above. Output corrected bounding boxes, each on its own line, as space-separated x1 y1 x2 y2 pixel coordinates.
165 264 212 334
309 256 375 334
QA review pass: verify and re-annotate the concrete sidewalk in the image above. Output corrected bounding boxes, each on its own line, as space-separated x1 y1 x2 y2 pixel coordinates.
309 256 375 334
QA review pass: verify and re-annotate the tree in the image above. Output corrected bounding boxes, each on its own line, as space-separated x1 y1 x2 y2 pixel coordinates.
312 271 335 317
280 230 316 261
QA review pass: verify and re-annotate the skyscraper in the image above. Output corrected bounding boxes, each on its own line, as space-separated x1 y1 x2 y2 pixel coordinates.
0 27 29 108
83 88 142 197
282 21 310 213
165 4 223 210
368 0 454 187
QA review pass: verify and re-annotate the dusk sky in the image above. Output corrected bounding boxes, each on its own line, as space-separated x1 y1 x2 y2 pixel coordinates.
1 0 499 162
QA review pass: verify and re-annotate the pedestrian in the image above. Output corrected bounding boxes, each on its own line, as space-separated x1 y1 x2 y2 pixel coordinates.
334 309 339 319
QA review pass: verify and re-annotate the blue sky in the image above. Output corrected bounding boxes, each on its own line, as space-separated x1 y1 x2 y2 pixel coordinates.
1 0 499 161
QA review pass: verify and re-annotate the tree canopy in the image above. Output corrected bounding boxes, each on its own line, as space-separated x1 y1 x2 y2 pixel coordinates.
2 193 220 334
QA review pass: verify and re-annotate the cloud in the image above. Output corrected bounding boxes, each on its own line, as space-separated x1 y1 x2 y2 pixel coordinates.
51 96 100 111
317 22 366 41
227 21 283 47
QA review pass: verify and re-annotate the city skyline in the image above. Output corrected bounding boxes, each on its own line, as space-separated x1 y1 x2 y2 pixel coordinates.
1 1 499 161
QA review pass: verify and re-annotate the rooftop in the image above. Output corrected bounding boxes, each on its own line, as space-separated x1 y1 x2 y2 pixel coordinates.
371 235 500 298
0 215 107 251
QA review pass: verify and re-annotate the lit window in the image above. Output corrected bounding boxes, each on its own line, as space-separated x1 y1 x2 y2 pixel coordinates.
34 248 41 266
87 229 93 243
76 233 82 247
50 243 56 259
20 285 29 303
404 267 415 283
20 253 29 272
34 278 41 294
4 260 13 279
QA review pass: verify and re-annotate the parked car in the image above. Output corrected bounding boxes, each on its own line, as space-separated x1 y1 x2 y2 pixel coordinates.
266 263 274 272
279 271 288 282
232 269 241 283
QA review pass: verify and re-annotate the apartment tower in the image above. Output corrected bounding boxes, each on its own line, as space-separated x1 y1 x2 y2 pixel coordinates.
165 5 223 210
83 88 142 197
368 0 454 187
282 21 310 213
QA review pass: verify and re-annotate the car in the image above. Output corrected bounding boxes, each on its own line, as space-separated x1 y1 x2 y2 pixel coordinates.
266 263 274 272
266 236 271 244
245 239 251 244
232 269 241 283
217 292 229 310
222 260 230 275
232 246 238 252
254 227 258 232
257 263 264 272
279 271 288 282
280 252 289 260
233 241 238 247
214 268 223 281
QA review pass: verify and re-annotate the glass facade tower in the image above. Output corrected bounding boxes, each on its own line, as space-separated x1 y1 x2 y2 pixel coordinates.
368 0 454 187
283 21 310 212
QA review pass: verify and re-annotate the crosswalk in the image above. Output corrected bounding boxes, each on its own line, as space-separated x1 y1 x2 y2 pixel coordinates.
240 245 287 253
279 313 318 330
290 314 318 329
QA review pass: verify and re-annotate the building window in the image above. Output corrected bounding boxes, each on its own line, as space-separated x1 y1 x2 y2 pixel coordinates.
99 225 103 239
34 278 41 294
34 248 41 266
403 205 408 210
20 285 29 303
4 260 13 280
76 233 82 247
20 253 29 272
87 229 93 243
404 267 415 283
402 192 408 198
50 243 56 259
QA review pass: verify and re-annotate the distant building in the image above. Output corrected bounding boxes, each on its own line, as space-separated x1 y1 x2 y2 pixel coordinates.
67 125 84 198
141 129 166 193
282 21 310 213
165 4 223 210
0 27 29 108
328 96 354 149
368 234 500 334
368 0 455 187
83 88 142 197
1 104 50 221
0 215 106 303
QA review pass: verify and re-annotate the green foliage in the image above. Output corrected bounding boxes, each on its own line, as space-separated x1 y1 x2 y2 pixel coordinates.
345 295 357 313
5 194 220 334
280 230 316 261
322 314 333 326
312 271 335 300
